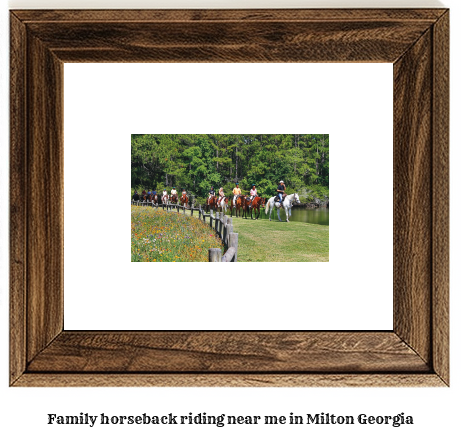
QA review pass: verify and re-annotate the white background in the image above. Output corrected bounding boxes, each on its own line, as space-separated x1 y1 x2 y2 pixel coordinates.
1 1 458 436
63 63 392 330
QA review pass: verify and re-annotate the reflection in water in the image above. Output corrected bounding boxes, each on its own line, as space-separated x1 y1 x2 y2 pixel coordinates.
228 207 329 225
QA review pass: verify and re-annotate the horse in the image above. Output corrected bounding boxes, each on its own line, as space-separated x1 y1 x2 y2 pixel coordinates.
180 194 188 208
230 195 244 218
249 196 266 220
170 194 178 204
161 194 169 205
206 195 217 212
265 193 300 222
132 192 140 202
216 196 228 213
151 194 160 205
241 196 252 219
242 196 265 219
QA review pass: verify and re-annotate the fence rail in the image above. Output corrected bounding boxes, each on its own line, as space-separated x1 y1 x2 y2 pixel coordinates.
131 200 238 262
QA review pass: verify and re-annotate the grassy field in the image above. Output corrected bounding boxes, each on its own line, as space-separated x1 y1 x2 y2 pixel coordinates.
131 206 223 262
231 218 329 262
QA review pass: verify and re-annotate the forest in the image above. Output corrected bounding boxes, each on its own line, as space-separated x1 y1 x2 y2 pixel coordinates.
131 134 329 202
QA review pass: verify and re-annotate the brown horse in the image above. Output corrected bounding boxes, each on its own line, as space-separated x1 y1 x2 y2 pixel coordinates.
151 194 160 205
180 194 188 208
207 195 217 212
230 195 244 217
170 194 178 204
250 196 266 220
242 196 266 219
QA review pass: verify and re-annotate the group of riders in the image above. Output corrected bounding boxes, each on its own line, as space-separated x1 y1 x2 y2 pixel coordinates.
133 187 186 205
132 180 288 210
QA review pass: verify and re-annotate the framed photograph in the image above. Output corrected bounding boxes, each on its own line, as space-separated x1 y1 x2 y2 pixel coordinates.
10 9 449 386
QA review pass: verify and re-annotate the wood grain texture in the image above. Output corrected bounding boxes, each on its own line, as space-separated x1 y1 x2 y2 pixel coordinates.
27 332 429 373
10 13 27 385
9 9 449 387
432 11 449 385
393 29 433 364
13 374 446 388
26 21 432 63
26 34 64 362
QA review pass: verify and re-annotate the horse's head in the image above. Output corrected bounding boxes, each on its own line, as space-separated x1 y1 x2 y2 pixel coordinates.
294 193 301 204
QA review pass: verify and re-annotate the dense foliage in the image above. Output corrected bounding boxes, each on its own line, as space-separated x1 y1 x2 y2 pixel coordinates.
131 134 329 201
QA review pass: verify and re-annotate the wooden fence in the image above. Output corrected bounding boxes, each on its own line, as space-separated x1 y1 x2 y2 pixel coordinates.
131 200 238 262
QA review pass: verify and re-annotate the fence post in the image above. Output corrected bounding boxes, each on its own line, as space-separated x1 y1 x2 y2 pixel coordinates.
191 206 193 217
209 210 213 228
227 224 233 246
219 213 223 238
208 248 222 262
229 233 238 262
222 216 227 244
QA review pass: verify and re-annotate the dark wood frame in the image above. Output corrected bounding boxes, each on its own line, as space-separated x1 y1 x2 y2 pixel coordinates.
10 9 449 387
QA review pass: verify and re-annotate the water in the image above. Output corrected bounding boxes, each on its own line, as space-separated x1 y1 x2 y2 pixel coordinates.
227 206 329 225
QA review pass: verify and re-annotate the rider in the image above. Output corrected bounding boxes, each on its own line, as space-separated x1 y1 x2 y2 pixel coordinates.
232 182 241 207
147 189 152 196
162 188 168 202
181 188 187 198
276 180 285 205
171 187 177 198
217 187 225 206
249 184 257 208
208 186 216 205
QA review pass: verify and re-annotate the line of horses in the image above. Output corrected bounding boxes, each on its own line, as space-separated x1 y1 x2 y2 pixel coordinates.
133 192 189 208
132 192 301 222
211 195 266 220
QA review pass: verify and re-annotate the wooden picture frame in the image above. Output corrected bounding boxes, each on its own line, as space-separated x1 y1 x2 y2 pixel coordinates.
10 9 449 387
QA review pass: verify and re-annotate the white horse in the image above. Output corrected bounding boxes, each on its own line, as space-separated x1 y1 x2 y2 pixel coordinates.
161 194 169 205
217 197 228 213
265 193 300 222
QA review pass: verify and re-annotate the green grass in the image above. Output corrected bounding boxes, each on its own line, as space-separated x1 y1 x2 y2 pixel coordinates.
231 218 329 262
131 206 223 262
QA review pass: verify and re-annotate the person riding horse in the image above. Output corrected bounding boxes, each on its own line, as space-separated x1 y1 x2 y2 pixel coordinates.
132 190 139 201
248 184 257 208
217 187 225 207
276 180 286 206
170 187 178 203
232 183 241 208
180 188 188 207
162 189 168 203
208 186 216 205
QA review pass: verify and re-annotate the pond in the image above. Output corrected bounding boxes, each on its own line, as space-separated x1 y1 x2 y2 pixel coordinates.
227 206 329 226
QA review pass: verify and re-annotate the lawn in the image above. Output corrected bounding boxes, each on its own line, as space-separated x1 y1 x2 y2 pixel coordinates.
231 218 329 262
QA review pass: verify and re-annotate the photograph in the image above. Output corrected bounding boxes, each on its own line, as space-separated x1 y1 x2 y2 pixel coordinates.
131 134 329 262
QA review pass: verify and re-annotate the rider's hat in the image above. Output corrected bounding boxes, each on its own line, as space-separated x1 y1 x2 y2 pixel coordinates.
280 180 284 183
236 182 239 185
251 184 255 187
